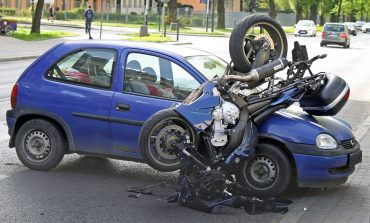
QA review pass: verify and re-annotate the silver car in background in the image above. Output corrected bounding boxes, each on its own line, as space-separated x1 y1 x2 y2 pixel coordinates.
294 20 316 37
363 23 370 33
321 23 351 48
344 22 357 36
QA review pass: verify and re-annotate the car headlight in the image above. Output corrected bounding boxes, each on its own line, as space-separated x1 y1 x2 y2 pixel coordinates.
316 134 338 150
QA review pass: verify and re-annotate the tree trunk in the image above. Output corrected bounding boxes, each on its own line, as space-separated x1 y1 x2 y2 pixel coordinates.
295 0 303 23
30 0 44 34
168 0 177 23
309 4 318 24
319 14 325 26
217 0 225 29
337 0 342 22
268 0 277 19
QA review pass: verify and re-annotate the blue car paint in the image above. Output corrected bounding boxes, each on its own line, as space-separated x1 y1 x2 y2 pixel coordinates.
258 110 354 144
293 153 350 182
6 41 359 187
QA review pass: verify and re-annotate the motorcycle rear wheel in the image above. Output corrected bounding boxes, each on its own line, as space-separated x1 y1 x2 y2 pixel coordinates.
229 15 288 73
139 109 196 172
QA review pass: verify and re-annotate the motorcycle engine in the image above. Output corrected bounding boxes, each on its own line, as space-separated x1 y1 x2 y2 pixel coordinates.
211 88 240 147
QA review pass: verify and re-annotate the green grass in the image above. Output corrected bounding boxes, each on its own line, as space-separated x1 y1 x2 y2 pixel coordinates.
13 28 78 41
122 33 174 42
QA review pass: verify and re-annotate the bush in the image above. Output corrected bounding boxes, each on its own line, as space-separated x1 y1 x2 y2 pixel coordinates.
0 8 16 16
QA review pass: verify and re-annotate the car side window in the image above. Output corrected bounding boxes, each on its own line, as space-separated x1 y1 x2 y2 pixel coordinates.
46 49 116 88
123 53 200 100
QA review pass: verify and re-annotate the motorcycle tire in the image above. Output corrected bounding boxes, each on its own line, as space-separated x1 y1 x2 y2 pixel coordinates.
236 143 292 198
229 15 288 73
139 109 196 172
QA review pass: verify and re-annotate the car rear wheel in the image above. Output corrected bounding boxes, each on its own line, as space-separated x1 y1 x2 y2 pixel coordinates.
236 143 292 198
15 119 66 171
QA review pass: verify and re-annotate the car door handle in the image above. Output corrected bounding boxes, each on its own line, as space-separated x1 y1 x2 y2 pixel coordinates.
115 103 130 112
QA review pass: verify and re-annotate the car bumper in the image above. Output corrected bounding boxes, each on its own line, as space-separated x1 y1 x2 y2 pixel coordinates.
295 30 315 36
6 110 16 147
288 141 361 187
321 39 347 45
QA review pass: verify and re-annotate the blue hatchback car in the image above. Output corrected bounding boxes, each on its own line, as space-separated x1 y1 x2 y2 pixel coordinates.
6 41 361 196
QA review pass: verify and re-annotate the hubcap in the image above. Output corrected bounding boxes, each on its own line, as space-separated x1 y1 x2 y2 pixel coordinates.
24 130 51 161
244 155 277 189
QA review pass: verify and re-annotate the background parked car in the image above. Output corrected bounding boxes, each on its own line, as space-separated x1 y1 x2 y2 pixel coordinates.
321 23 351 48
362 23 370 33
344 22 357 36
294 20 316 37
355 21 366 30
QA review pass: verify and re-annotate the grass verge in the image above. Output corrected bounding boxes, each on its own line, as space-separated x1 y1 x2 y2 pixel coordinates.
121 33 174 42
12 28 78 41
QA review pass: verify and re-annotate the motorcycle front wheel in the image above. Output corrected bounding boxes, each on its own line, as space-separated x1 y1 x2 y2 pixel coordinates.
229 15 288 73
139 109 196 172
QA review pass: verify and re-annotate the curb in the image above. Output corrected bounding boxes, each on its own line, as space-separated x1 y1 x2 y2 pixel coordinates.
0 55 39 62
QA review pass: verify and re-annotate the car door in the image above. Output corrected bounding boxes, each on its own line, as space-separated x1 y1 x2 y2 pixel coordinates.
44 48 117 154
109 49 203 158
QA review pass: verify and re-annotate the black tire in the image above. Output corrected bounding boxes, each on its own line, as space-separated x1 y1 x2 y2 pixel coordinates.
4 25 14 36
320 42 324 47
139 109 196 172
229 15 288 73
15 119 66 171
236 143 292 198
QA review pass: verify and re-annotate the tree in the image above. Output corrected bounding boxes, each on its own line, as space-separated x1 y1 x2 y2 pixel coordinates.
217 0 225 29
268 0 278 19
30 0 44 34
168 0 177 23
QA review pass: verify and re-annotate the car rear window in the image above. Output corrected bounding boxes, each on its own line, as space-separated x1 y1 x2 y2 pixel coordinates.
324 24 345 32
46 49 116 88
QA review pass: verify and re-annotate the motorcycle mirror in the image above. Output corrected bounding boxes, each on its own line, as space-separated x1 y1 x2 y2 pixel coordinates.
319 54 327 59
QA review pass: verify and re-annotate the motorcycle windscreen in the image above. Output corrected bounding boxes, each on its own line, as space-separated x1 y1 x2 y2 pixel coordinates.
299 74 350 116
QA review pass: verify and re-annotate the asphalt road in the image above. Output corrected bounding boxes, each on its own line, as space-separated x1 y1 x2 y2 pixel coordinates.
0 33 370 222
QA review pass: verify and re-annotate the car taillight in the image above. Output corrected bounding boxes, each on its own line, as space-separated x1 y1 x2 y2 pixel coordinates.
341 32 347 39
10 83 18 109
321 32 325 37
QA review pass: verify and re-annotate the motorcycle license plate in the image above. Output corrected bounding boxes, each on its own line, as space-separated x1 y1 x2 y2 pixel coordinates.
349 150 362 166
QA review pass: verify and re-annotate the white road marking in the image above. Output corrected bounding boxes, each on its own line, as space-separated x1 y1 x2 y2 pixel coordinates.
0 175 9 181
0 84 13 89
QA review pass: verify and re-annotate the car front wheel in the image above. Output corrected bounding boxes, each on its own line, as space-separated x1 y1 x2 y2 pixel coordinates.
15 119 66 171
236 143 292 198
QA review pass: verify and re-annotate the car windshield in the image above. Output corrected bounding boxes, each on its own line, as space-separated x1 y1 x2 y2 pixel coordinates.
297 21 312 26
324 24 344 32
356 21 365 26
185 55 227 80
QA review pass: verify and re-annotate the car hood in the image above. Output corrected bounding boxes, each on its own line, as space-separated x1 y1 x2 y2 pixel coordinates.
258 108 354 144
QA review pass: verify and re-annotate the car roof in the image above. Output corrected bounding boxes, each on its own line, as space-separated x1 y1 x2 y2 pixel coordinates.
60 41 213 58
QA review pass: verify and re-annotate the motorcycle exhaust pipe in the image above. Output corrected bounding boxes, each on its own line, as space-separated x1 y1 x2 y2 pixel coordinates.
250 58 289 81
217 58 289 85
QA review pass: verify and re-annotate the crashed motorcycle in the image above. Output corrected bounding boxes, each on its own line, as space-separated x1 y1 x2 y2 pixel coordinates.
138 15 352 213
